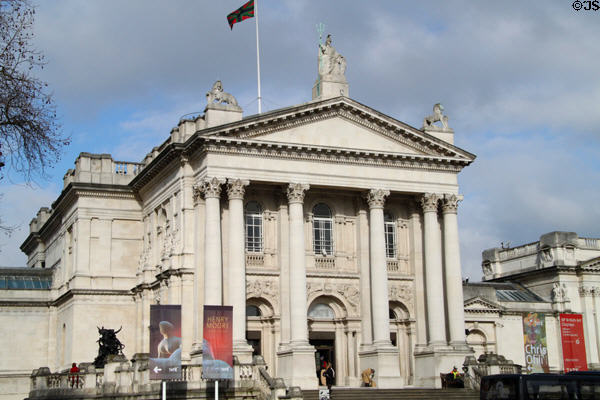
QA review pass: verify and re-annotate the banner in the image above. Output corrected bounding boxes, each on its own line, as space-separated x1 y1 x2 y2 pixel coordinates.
202 305 234 380
149 305 182 380
560 313 588 372
522 312 549 373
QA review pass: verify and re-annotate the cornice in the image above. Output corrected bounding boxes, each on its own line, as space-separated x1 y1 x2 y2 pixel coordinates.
52 288 133 307
202 136 470 172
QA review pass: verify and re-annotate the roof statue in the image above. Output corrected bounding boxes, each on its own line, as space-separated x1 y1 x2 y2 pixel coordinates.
422 103 451 132
319 34 347 80
206 80 239 107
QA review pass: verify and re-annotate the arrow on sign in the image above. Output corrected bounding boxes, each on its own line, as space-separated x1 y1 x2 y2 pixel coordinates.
154 366 162 374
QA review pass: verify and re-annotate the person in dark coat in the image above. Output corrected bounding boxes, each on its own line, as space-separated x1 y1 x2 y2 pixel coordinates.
323 361 335 394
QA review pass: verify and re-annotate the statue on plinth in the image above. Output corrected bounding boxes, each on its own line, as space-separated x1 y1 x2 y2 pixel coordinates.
206 80 239 107
93 326 125 368
422 103 451 131
319 34 347 80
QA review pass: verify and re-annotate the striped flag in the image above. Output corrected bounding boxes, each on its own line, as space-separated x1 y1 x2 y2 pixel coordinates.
227 0 255 30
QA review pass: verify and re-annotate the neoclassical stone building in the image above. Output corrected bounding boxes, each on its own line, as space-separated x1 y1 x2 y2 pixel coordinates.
1 38 478 399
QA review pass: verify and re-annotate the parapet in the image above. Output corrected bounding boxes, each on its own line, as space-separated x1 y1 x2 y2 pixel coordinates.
62 153 144 188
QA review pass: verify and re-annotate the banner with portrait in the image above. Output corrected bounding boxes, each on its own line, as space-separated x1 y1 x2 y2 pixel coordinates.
522 312 549 373
202 305 234 380
560 313 588 372
149 305 182 380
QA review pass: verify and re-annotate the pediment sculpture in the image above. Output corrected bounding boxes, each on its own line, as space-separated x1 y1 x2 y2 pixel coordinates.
422 103 451 131
319 34 347 80
206 80 239 107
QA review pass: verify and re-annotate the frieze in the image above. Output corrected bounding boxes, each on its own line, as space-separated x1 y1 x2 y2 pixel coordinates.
246 278 279 308
388 284 414 310
306 281 360 315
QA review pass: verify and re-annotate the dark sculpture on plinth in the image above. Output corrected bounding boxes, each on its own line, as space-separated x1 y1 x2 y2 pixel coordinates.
93 326 125 368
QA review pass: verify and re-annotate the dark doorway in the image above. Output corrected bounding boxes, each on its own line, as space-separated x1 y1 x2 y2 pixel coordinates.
246 331 261 357
310 338 336 385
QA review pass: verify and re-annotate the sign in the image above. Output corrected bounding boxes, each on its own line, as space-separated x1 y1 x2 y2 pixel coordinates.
560 313 588 372
202 305 234 380
149 305 182 380
522 312 549 373
319 388 330 400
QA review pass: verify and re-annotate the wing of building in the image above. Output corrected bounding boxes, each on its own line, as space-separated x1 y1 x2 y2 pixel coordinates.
1 36 480 399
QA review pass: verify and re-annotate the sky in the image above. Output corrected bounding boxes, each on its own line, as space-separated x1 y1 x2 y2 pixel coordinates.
1 0 599 281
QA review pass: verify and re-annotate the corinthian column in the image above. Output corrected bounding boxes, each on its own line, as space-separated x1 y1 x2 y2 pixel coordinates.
287 183 310 345
226 178 252 361
421 193 446 345
442 194 467 346
200 177 225 305
366 189 392 346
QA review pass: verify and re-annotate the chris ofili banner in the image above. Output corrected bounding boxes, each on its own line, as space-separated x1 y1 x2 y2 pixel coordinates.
522 312 549 373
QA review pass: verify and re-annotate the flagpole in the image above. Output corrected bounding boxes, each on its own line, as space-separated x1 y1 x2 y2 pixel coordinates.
255 0 262 114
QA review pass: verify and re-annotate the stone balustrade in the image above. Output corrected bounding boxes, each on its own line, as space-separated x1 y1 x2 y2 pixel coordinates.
62 152 144 188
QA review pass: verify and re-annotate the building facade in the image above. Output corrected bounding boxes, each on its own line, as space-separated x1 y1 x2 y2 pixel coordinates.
0 38 478 399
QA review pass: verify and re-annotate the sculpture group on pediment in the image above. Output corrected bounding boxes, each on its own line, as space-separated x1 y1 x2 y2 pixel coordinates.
422 103 450 131
206 80 239 107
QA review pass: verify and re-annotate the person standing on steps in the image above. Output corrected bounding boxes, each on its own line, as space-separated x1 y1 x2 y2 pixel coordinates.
323 361 335 396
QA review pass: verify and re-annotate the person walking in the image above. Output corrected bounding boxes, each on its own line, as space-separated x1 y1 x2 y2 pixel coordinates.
323 361 335 396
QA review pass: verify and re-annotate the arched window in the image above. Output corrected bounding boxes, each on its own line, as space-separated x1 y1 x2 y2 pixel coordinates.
389 309 397 320
313 203 333 256
246 305 261 317
245 201 263 253
384 212 396 259
308 303 335 319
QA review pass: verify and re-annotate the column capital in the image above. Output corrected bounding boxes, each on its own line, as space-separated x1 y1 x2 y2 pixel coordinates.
226 178 250 200
287 183 310 204
365 189 390 209
192 185 203 205
420 193 440 213
441 194 462 214
198 177 225 199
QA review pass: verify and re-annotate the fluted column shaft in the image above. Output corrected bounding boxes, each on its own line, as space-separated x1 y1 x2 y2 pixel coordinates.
442 195 467 345
287 183 310 345
202 177 225 305
367 189 392 345
421 193 447 345
227 179 249 345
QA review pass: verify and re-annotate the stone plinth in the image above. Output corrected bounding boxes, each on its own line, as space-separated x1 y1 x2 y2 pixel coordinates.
359 345 403 388
277 345 318 390
204 103 242 128
414 345 473 388
312 77 349 100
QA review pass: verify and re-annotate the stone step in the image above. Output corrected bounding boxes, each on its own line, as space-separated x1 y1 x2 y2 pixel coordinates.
302 388 479 400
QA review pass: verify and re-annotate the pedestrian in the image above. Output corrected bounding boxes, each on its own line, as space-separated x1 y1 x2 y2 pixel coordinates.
69 363 80 388
361 367 376 387
323 361 335 396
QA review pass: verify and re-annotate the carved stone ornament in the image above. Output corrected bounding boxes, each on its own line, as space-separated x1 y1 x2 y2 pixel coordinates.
422 103 450 131
306 281 360 314
318 34 347 79
442 194 461 214
420 193 440 213
365 189 390 209
579 285 596 297
246 278 279 307
192 185 203 205
226 178 249 200
482 262 493 276
199 177 225 199
287 183 310 204
388 284 414 309
206 80 239 107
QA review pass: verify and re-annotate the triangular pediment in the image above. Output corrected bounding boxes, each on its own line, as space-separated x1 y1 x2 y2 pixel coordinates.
464 296 503 313
202 97 475 161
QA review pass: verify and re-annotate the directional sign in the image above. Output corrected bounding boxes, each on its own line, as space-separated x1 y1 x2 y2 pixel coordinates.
149 305 182 380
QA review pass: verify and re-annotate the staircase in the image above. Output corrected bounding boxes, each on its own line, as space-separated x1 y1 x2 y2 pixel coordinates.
302 388 479 400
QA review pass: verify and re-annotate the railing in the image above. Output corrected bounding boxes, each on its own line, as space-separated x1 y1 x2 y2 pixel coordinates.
246 253 264 266
387 260 399 273
498 243 538 260
45 372 85 389
114 161 143 176
315 257 335 269
582 238 599 249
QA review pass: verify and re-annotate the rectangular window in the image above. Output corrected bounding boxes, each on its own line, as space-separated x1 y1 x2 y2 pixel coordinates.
245 214 263 253
385 223 396 258
313 219 333 256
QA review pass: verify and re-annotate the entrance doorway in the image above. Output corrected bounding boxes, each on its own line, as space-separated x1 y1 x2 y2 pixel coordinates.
246 331 261 357
310 336 336 385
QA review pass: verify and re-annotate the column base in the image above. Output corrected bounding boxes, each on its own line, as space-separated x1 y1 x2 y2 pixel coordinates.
233 341 254 364
277 343 317 390
414 344 473 388
358 344 403 388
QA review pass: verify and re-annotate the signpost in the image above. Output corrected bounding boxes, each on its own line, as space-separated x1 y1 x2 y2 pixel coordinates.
149 305 182 400
202 305 234 400
560 313 588 372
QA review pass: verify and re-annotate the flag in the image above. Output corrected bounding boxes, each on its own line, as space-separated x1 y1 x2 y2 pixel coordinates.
227 0 254 30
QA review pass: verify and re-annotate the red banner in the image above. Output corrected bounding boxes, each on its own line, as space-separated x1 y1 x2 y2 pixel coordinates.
560 313 588 372
202 305 233 380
